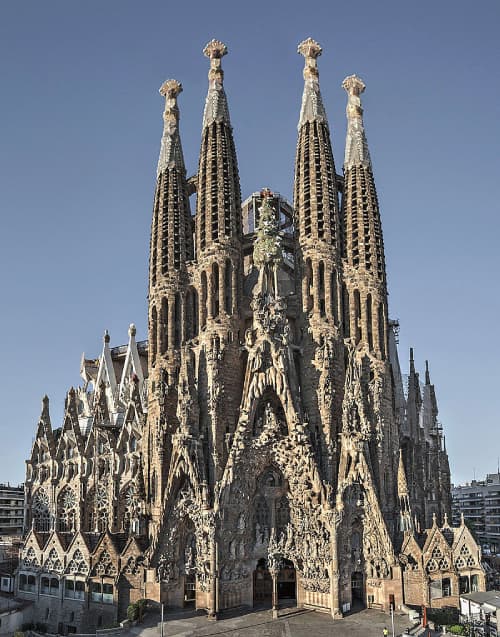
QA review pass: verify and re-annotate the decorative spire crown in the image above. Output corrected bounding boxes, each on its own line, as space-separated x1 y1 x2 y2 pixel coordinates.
202 39 230 127
343 74 371 168
298 38 322 80
297 38 327 128
157 79 185 175
203 39 227 83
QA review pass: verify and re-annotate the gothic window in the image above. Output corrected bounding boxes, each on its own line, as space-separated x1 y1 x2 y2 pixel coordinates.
185 288 193 341
459 575 470 594
200 271 208 328
211 262 219 318
342 284 350 337
378 303 385 358
454 556 466 569
161 297 168 354
57 487 77 533
224 258 232 314
151 306 157 365
426 559 438 573
366 294 373 351
318 261 326 316
92 550 117 577
431 546 443 559
121 484 140 534
438 557 450 570
151 470 157 503
32 488 50 532
471 574 479 591
23 547 39 568
95 485 109 532
304 258 313 313
44 549 63 574
330 270 338 323
255 497 270 529
192 287 199 337
174 293 181 348
66 549 88 575
275 496 290 531
442 577 451 597
354 289 361 344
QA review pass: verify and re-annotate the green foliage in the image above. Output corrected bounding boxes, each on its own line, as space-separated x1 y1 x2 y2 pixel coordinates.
126 604 138 621
448 625 467 635
126 599 147 622
428 606 459 626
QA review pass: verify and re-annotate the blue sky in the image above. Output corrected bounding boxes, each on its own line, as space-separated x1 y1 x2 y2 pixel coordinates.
0 0 498 486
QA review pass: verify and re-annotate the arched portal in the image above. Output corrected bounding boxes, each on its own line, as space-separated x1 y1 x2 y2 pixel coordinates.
251 467 296 607
338 483 366 612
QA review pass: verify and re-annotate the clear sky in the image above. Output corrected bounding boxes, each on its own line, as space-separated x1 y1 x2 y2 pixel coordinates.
0 0 498 486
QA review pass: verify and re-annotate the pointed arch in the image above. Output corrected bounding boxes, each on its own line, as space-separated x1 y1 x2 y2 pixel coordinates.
57 486 77 533
250 388 287 438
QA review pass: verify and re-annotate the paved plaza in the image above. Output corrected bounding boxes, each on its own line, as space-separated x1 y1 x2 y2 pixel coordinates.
126 606 440 637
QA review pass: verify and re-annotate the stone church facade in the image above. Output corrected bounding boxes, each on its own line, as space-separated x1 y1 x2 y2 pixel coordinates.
16 39 485 632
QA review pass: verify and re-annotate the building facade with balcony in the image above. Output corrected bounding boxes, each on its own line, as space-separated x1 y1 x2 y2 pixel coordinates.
453 473 500 554
0 484 24 537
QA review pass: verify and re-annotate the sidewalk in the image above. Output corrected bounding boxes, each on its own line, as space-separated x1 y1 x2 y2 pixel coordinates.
125 606 425 637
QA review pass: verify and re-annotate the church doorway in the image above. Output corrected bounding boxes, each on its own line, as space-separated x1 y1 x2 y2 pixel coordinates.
183 573 196 607
253 558 272 606
278 559 296 601
253 558 296 606
351 571 365 606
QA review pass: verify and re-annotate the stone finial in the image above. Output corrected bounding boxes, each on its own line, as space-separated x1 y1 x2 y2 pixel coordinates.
203 39 227 84
343 75 366 120
343 74 371 168
129 323 137 338
298 38 322 80
157 78 185 174
432 512 437 526
159 78 182 100
425 360 431 385
103 329 110 344
343 74 366 97
460 511 465 526
297 38 328 127
202 39 231 127
159 80 182 125
41 395 50 420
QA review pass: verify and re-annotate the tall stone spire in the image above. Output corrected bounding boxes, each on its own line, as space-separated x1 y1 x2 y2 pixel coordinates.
297 38 328 128
196 39 241 255
341 74 388 357
150 79 193 289
294 38 340 250
294 38 341 330
293 39 343 491
343 75 371 169
157 79 185 175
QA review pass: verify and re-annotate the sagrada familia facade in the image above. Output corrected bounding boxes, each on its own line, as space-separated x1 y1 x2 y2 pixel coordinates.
17 39 485 633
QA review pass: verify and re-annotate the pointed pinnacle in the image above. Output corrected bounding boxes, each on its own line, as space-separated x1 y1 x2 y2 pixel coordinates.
159 78 182 99
41 395 50 418
425 360 431 385
204 39 227 84
298 38 322 81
